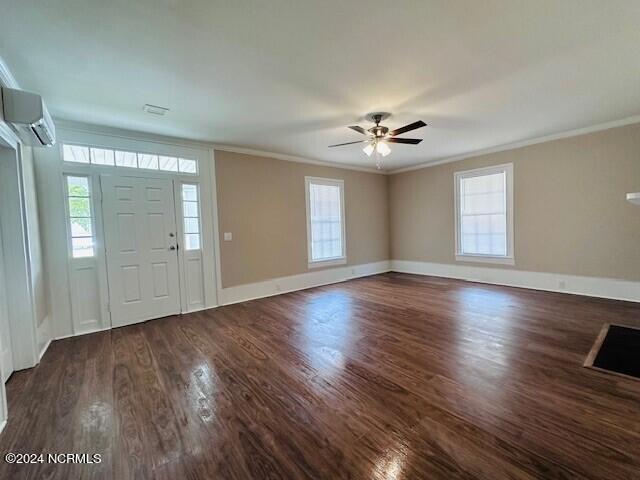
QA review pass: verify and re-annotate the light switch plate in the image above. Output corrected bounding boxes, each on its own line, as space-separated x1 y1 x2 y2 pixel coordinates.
224 232 232 241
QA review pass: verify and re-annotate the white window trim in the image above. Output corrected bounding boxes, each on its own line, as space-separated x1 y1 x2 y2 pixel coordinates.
181 182 202 251
63 173 96 259
454 163 515 266
305 176 347 269
60 142 199 175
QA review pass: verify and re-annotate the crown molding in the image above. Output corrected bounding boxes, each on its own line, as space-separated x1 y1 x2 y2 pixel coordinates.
0 56 19 89
57 114 640 176
389 115 640 174
54 118 386 174
212 144 385 174
54 118 216 151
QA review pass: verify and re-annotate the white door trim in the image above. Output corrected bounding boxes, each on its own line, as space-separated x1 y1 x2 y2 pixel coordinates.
38 124 221 338
173 180 208 313
0 113 40 431
209 149 224 301
0 224 12 381
0 136 39 370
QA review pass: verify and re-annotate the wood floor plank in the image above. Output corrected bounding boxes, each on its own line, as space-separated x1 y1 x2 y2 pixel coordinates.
0 273 639 479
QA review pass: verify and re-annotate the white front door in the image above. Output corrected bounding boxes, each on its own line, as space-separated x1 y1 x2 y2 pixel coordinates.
101 175 181 328
0 222 13 382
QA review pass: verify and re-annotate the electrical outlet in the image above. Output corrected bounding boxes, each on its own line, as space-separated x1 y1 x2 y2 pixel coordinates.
223 232 232 241
558 280 566 290
351 268 356 275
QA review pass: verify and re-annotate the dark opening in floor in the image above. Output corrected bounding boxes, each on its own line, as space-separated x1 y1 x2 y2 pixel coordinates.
588 324 640 379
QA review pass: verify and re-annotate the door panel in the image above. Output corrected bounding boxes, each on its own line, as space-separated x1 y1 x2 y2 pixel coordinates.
101 176 180 327
151 262 170 298
147 214 165 250
116 213 137 251
121 265 142 303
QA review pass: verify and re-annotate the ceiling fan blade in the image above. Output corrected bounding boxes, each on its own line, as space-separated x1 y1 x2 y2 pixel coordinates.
386 137 422 145
389 120 427 137
328 140 369 147
348 125 369 135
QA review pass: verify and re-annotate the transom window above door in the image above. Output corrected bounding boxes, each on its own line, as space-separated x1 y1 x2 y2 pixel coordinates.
454 164 514 265
62 144 198 174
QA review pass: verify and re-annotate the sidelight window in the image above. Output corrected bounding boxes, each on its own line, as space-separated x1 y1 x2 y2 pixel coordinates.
182 184 201 250
66 175 95 258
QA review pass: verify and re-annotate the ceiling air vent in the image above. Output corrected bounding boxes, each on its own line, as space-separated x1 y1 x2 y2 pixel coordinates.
143 104 169 116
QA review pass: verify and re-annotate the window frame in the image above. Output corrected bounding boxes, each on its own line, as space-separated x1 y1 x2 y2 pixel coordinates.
454 163 515 265
181 182 202 251
61 143 199 175
64 174 96 259
305 176 347 268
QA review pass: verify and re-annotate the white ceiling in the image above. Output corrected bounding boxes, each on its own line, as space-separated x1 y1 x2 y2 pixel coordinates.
1 0 640 171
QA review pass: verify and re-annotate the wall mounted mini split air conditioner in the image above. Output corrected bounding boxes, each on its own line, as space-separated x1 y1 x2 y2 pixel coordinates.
1 87 56 147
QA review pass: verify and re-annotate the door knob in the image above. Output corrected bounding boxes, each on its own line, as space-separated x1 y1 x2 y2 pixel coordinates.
169 246 176 251
169 233 175 237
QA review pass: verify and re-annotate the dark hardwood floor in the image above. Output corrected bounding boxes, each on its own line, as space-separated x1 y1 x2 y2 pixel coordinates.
1 272 640 479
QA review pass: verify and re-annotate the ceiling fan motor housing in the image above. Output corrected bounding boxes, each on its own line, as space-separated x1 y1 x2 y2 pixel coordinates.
369 125 389 137
365 111 391 125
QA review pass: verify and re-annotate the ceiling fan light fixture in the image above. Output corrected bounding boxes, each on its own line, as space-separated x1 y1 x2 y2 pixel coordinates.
376 141 391 157
330 113 426 166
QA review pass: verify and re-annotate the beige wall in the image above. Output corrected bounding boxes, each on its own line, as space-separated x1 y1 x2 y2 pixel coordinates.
389 123 640 282
215 151 389 288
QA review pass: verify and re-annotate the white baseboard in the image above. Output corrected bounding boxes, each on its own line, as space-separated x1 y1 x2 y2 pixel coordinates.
391 260 640 302
37 339 51 362
36 315 52 362
37 259 637 350
55 326 111 341
42 262 390 342
0 420 6 435
220 260 391 305
76 319 101 335
182 305 215 315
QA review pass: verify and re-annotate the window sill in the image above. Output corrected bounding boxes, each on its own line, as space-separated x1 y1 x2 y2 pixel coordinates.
455 254 515 266
308 257 347 269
